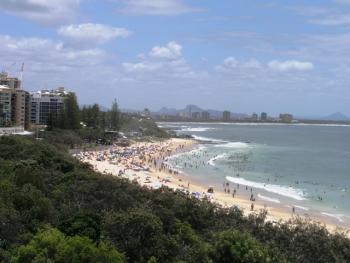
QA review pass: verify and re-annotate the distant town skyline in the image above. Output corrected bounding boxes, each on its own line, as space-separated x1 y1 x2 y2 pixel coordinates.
1 0 350 116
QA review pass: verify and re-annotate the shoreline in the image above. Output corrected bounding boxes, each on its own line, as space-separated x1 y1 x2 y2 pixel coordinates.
73 138 349 235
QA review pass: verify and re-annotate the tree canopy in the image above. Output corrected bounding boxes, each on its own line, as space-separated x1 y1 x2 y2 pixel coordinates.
0 136 349 263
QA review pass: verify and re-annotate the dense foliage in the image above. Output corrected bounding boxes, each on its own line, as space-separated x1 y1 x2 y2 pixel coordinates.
0 136 349 262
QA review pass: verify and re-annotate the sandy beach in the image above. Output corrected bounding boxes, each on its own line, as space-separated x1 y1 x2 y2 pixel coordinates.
73 138 349 234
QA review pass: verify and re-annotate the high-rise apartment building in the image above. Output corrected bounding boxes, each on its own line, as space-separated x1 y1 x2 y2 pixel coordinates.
0 73 30 128
201 111 210 121
223 111 231 122
260 112 268 121
0 85 12 127
191 112 201 120
30 87 68 125
0 72 21 89
279 113 293 123
251 113 258 121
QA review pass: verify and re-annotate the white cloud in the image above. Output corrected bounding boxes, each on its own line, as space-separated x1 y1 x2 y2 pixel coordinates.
58 23 132 47
0 34 109 90
216 57 262 72
116 0 201 16
0 34 105 64
0 0 80 25
291 4 350 26
149 41 182 59
268 60 314 72
309 14 350 26
122 62 162 72
122 41 207 81
222 57 239 68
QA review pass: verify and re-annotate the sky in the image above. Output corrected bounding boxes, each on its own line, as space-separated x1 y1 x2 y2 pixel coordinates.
1 0 350 116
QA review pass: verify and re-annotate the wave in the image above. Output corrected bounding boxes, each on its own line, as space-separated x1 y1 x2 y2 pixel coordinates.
192 135 226 143
167 146 205 159
321 212 344 223
207 153 228 166
294 205 310 211
215 142 250 149
180 127 215 132
226 176 306 201
257 194 281 203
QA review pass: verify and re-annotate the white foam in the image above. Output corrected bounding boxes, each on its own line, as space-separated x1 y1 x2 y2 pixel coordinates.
192 135 225 143
226 176 306 201
168 145 204 158
321 212 344 223
229 123 350 127
207 153 228 166
294 205 310 211
215 142 250 149
180 127 215 132
257 194 281 203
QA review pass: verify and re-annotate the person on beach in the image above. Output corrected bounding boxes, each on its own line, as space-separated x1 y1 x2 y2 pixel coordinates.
251 203 254 211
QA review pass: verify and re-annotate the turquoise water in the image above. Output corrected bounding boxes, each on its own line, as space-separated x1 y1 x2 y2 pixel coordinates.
159 122 350 225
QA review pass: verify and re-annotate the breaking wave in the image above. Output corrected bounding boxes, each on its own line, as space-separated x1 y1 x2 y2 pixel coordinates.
226 176 306 201
257 194 281 204
215 142 250 149
207 153 228 166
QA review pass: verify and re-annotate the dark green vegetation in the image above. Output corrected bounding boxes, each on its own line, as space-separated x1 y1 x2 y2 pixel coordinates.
52 96 169 145
42 96 169 150
0 136 349 262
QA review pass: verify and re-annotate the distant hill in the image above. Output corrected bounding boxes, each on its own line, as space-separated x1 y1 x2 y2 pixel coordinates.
154 104 248 119
157 107 180 115
324 112 350 121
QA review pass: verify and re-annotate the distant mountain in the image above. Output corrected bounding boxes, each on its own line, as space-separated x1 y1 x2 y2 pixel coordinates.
154 104 248 119
157 107 180 115
183 104 203 113
324 112 350 121
121 108 141 113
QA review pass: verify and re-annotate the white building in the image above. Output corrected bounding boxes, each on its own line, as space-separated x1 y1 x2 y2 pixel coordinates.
30 87 68 125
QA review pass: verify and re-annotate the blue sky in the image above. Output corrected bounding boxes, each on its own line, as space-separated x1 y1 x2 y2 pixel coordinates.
1 0 350 116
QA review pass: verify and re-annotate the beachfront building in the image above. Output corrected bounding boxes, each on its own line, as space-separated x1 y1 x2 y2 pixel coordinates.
279 113 293 123
261 112 268 121
223 111 231 122
142 108 151 118
0 73 30 128
30 87 68 125
251 113 258 122
191 112 201 120
0 72 21 89
0 85 12 127
13 89 31 128
179 111 190 119
201 111 210 121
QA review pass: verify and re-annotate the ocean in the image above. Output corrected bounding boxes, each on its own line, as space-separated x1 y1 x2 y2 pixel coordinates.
158 122 350 226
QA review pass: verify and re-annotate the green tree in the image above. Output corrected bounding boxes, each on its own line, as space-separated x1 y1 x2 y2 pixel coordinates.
210 229 286 263
10 227 124 263
81 104 101 128
62 93 80 130
108 99 120 131
171 220 210 262
59 212 101 242
103 210 165 262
